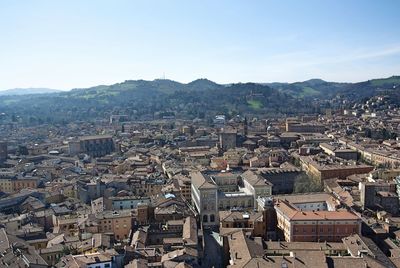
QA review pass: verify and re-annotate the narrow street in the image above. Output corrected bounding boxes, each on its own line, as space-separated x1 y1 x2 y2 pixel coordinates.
202 230 223 268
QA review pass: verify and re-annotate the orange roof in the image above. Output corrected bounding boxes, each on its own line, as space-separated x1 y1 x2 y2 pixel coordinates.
275 199 359 221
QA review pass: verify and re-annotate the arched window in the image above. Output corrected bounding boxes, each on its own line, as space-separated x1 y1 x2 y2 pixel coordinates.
210 214 215 222
203 215 208 223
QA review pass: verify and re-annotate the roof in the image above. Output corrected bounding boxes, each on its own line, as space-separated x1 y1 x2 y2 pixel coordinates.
274 192 337 208
342 234 374 257
241 170 272 187
219 211 263 223
265 240 345 251
275 199 360 221
79 135 113 141
0 228 9 253
182 216 198 245
227 230 265 267
190 171 217 190
161 247 198 263
235 251 328 268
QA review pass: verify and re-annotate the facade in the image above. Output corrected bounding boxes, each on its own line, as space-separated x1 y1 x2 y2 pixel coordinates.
360 181 399 214
241 170 273 204
0 141 7 162
218 191 254 210
286 119 325 133
96 210 132 241
191 170 274 226
0 178 13 193
12 177 39 192
219 130 237 151
300 156 374 182
275 199 361 242
397 176 400 202
258 168 302 194
69 135 115 157
105 196 151 210
190 171 218 226
176 175 191 201
77 179 106 204
319 143 358 160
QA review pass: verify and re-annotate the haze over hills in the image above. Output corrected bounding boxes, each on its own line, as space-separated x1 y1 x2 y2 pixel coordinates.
0 75 399 125
0 88 61 96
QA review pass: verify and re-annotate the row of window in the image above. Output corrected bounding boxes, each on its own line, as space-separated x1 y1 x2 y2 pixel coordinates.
203 214 215 223
294 227 357 233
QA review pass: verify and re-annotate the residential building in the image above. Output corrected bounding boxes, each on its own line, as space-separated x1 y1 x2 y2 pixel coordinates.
275 199 361 242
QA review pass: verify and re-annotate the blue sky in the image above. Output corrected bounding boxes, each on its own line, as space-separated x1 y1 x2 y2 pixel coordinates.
0 0 400 90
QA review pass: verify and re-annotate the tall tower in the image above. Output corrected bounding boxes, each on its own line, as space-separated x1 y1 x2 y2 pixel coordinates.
219 129 237 151
0 142 7 162
262 197 277 240
244 117 248 136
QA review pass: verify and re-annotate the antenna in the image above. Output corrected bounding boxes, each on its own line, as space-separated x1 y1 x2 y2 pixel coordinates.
163 72 166 80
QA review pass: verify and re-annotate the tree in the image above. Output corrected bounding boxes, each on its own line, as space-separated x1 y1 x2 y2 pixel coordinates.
293 174 323 193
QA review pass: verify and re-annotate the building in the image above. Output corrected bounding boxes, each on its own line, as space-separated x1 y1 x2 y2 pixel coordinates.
273 192 338 212
69 135 115 157
240 170 272 204
219 130 237 151
191 170 276 226
190 171 218 226
275 199 361 242
360 181 399 215
0 178 13 193
256 167 302 194
12 177 40 192
214 115 226 127
218 191 254 211
299 155 374 182
57 250 123 268
96 210 132 241
319 143 358 160
77 178 106 204
104 196 151 211
0 141 7 162
285 119 325 133
219 210 265 236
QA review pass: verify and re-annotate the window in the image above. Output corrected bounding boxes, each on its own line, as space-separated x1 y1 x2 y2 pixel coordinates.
105 265 110 268
210 214 215 222
203 215 208 223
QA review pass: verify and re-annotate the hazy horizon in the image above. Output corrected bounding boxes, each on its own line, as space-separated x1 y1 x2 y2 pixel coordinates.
2 74 400 92
1 0 400 90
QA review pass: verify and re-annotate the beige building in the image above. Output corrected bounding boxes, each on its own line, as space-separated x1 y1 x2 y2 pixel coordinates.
96 210 132 241
0 178 13 193
275 199 361 242
241 170 272 204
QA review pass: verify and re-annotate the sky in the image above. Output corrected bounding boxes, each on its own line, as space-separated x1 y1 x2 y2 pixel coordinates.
0 0 400 90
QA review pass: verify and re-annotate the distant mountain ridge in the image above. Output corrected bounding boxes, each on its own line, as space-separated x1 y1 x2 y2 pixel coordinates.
0 88 61 96
0 75 399 125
